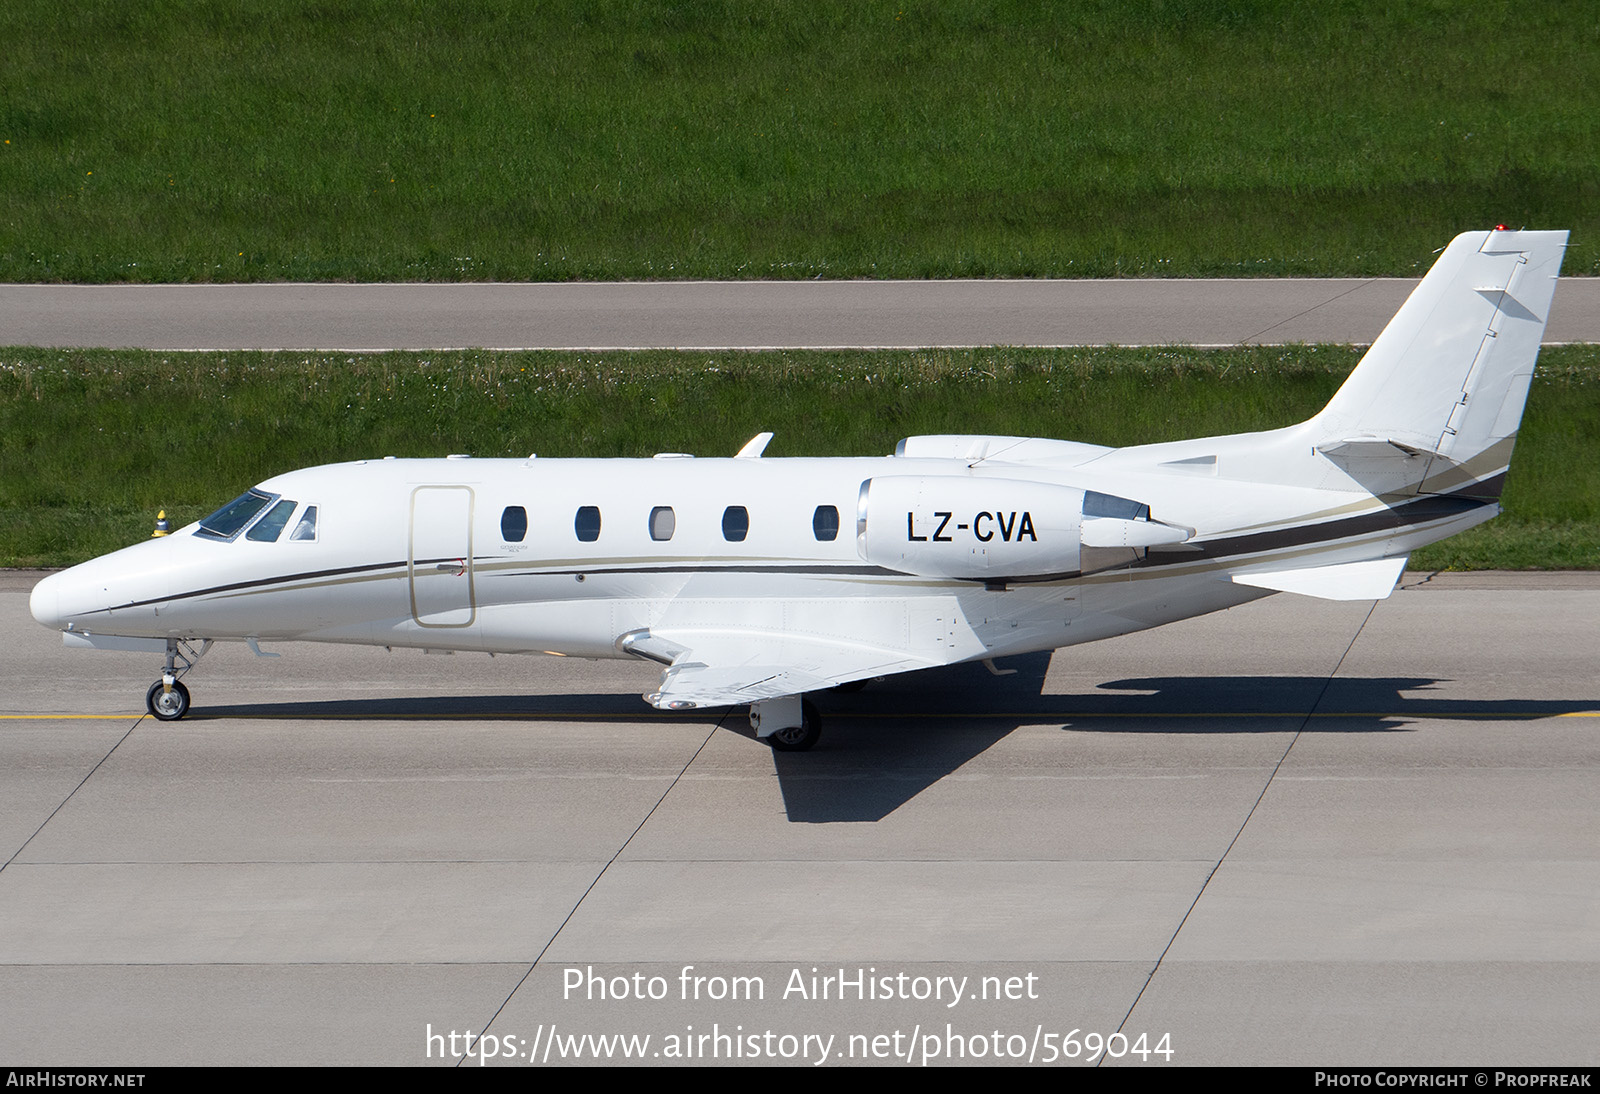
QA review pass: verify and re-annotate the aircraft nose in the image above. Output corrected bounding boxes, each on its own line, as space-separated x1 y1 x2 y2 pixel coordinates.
30 571 64 629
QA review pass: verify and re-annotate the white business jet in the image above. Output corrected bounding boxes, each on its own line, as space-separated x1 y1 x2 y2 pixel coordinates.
30 229 1566 750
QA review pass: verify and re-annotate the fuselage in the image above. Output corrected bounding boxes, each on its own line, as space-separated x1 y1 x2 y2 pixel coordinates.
29 441 1494 674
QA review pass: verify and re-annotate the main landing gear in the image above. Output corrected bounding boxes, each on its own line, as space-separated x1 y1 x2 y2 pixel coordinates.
145 638 211 721
750 696 821 752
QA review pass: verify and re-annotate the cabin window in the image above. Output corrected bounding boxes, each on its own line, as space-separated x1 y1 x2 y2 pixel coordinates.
721 505 749 542
575 505 602 542
196 489 275 541
812 504 840 541
290 505 318 542
246 499 298 542
649 506 676 542
501 505 528 542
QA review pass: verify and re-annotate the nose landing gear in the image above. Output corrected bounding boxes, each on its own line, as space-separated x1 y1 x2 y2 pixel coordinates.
145 638 211 721
146 678 191 721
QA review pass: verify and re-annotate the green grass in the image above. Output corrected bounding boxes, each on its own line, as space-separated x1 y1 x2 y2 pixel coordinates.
2 344 1595 568
3 0 1598 281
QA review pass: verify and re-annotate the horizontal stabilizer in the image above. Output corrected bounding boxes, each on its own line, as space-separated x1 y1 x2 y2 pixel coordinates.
1231 556 1407 601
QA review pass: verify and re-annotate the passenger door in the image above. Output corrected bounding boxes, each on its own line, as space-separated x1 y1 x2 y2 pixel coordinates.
409 485 476 627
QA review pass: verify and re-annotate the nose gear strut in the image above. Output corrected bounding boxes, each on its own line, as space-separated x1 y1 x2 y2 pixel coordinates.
145 637 212 721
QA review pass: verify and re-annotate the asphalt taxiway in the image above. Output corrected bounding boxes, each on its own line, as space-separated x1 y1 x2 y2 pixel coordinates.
2 569 1595 1066
4 277 1600 349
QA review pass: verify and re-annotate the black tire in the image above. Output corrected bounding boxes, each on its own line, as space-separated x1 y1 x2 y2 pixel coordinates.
146 679 191 721
766 699 821 752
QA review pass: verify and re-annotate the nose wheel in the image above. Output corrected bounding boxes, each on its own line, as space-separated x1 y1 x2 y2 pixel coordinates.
143 637 210 721
146 678 191 721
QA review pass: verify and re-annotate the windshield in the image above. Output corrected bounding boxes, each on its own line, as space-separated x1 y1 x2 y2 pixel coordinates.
196 490 276 540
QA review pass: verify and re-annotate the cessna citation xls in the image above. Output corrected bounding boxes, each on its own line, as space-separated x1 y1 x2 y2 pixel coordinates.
31 229 1567 750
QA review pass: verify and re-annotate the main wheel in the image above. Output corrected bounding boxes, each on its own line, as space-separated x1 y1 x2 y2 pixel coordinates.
766 699 821 752
146 679 191 721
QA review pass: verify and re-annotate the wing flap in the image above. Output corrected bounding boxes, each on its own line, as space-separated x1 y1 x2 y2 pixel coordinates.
634 628 938 709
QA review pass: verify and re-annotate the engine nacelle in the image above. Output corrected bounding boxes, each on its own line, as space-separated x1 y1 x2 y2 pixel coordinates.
856 476 1086 579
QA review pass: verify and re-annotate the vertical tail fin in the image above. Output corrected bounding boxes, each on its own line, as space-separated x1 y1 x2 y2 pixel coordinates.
1311 229 1567 497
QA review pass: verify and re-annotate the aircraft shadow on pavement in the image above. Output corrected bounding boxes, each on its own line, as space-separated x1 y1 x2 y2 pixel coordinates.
773 661 1600 823
196 657 1598 825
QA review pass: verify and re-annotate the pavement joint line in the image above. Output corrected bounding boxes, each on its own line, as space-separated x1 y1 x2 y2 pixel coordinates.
1107 600 1379 1057
457 711 727 1068
1231 276 1384 347
0 712 144 875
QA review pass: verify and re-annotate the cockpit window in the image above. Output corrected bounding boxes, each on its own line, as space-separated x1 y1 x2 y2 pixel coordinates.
196 490 276 540
246 499 298 542
290 506 318 542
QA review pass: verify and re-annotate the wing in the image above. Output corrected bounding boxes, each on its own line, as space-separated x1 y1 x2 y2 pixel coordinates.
618 628 940 709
